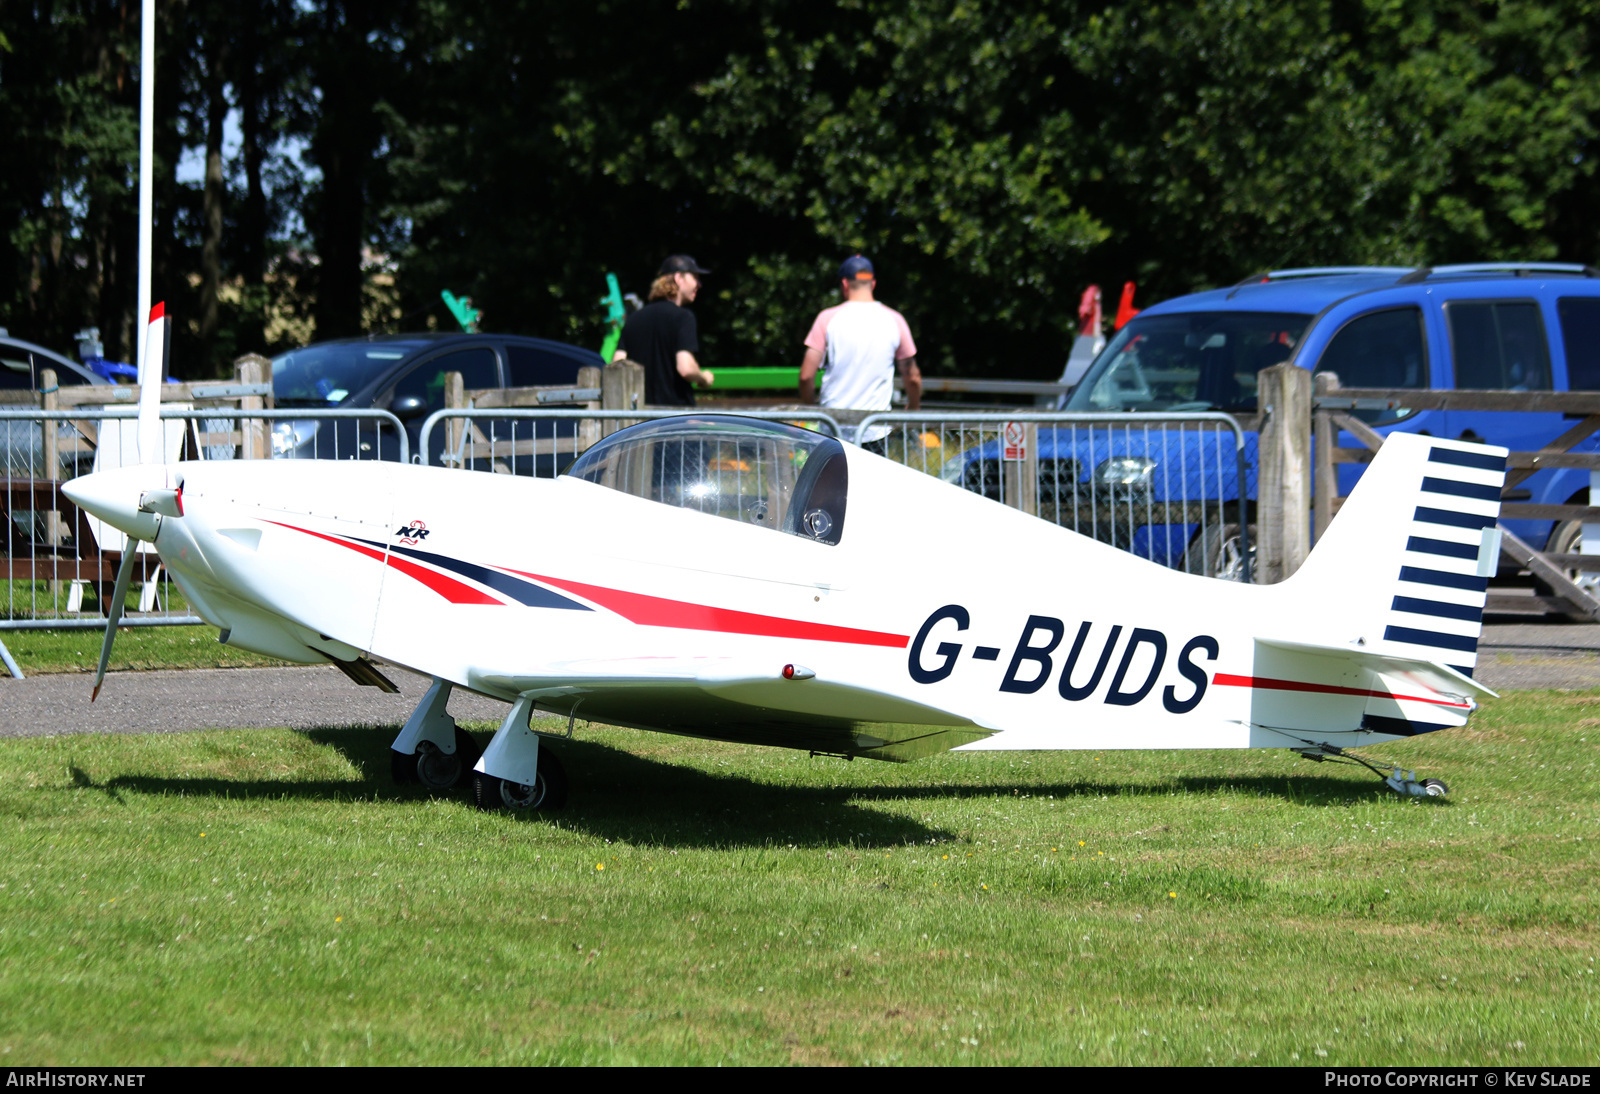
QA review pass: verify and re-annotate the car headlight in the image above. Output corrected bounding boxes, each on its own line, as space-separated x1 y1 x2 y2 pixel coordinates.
270 419 319 456
1094 456 1155 487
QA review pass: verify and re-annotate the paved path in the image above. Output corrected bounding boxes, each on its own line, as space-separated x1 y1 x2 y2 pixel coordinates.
0 662 513 739
1475 620 1600 690
2 622 1598 739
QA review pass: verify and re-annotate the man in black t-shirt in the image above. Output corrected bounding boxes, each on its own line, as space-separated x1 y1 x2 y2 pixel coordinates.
613 255 716 405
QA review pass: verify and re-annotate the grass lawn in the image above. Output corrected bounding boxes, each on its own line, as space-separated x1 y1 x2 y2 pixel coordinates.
0 691 1594 1065
1 624 284 675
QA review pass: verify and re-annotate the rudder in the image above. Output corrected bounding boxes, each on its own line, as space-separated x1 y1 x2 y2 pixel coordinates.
1287 432 1506 679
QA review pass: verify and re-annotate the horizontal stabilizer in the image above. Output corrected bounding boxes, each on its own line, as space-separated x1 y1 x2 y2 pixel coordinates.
1240 634 1486 744
1254 637 1498 700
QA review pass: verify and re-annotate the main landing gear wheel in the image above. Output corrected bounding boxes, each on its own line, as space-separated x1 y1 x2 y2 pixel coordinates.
390 727 482 790
473 748 568 812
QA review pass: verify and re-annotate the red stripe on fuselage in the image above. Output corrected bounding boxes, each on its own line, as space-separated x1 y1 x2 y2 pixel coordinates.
502 568 909 648
1212 673 1471 710
266 521 500 606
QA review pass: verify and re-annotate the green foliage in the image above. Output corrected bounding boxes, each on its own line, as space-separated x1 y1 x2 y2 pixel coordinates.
3 0 1598 380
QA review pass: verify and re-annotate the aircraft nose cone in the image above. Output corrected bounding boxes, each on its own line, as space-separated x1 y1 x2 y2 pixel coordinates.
62 466 167 542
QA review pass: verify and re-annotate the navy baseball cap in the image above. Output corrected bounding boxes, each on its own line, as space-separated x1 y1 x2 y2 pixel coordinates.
659 254 711 276
839 255 875 282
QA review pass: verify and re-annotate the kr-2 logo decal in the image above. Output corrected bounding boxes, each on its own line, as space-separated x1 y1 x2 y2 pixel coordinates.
394 520 430 546
907 604 1218 714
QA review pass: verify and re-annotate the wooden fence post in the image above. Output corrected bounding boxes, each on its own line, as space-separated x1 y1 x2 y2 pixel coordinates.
1002 423 1040 517
601 359 644 437
233 354 271 459
1257 363 1312 583
1313 371 1339 541
577 364 603 453
443 370 466 464
39 370 64 564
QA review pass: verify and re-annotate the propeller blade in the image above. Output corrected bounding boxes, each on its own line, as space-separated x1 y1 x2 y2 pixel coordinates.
91 544 141 702
137 303 168 468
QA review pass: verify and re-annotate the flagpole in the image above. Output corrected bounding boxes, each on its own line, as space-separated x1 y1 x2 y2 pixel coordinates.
136 0 155 374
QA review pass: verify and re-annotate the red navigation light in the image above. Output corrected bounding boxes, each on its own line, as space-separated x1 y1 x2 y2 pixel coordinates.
782 664 795 680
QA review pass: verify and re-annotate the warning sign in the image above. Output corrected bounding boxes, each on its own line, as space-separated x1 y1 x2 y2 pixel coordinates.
1002 420 1027 461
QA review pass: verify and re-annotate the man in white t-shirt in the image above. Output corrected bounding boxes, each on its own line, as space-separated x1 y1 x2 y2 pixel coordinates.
798 255 922 451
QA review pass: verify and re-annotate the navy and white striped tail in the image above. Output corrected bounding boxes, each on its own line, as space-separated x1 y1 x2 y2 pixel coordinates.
1290 433 1506 713
1382 445 1505 676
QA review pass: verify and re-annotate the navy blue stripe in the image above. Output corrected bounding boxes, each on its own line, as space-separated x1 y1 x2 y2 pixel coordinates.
353 537 592 611
1428 447 1506 473
1406 536 1480 560
1422 476 1501 502
1362 714 1455 738
1384 625 1480 653
1391 596 1483 622
1398 566 1489 592
1450 665 1474 678
1414 506 1495 530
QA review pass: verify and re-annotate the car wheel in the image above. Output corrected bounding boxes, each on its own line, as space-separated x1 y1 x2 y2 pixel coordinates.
1538 519 1600 621
1181 519 1255 582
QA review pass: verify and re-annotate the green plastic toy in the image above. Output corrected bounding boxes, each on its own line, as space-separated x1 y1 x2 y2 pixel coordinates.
599 273 626 361
441 290 481 333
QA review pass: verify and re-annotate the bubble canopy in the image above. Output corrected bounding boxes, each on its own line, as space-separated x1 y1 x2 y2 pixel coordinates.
564 415 848 545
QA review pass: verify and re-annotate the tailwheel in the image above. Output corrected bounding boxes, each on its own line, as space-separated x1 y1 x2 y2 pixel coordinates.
1293 745 1450 799
473 748 568 812
393 726 482 790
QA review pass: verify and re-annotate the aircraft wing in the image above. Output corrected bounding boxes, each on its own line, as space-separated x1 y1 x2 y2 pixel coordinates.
466 656 992 762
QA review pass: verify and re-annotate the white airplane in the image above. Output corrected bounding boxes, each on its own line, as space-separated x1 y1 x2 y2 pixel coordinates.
63 309 1508 809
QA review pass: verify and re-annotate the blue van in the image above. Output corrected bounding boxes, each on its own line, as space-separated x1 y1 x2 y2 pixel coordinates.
945 263 1600 579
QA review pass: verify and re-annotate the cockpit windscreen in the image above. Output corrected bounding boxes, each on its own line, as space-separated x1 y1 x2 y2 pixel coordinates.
564 415 848 545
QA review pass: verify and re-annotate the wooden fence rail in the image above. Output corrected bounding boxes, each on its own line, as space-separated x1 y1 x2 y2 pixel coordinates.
438 361 634 471
1300 371 1600 619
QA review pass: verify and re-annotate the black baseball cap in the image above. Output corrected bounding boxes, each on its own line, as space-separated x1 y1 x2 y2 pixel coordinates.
839 255 875 281
660 254 711 276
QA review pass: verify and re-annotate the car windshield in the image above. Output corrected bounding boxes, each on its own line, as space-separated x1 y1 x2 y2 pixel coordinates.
565 415 849 545
272 342 422 406
1066 311 1312 412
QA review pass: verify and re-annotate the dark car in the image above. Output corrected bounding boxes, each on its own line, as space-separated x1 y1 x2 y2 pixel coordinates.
1 332 111 391
269 333 603 465
1 332 113 480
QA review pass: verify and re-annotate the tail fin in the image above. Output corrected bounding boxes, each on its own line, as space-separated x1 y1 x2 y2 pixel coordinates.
1288 432 1506 679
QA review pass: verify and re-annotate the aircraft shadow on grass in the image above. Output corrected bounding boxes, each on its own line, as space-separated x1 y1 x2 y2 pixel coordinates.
62 724 1429 850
